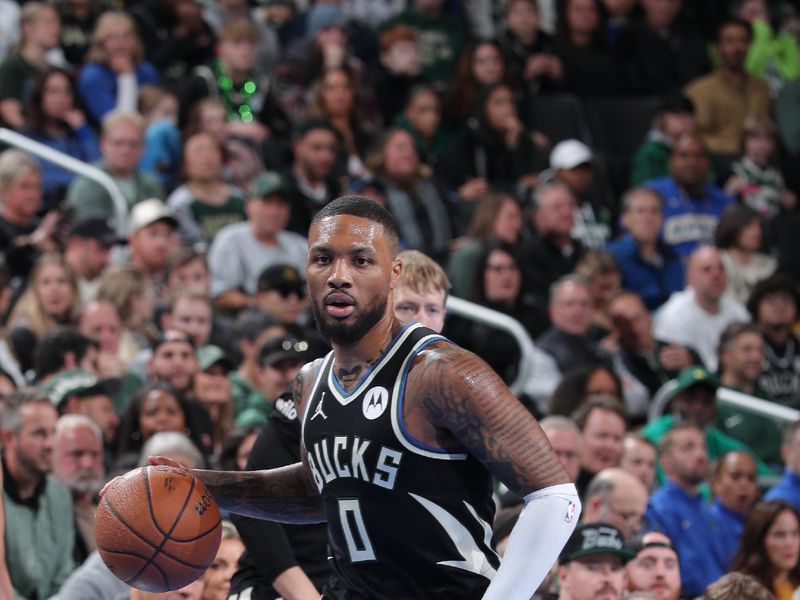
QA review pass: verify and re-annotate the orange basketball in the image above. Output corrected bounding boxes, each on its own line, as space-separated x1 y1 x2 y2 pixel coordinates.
95 465 222 592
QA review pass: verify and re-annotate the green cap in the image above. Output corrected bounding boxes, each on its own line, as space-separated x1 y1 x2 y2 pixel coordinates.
44 369 121 408
249 171 289 200
672 366 719 397
197 345 234 372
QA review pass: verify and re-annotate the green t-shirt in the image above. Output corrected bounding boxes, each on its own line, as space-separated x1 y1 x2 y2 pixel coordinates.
66 163 164 221
0 52 38 102
190 193 247 243
231 371 270 419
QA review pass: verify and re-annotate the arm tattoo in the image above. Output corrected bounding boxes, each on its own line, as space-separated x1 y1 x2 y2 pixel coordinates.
414 345 567 496
194 463 325 524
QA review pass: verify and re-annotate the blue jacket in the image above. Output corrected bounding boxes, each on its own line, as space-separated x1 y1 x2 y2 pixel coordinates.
709 498 745 568
645 176 734 258
77 62 159 123
606 233 685 310
645 480 727 597
764 469 800 513
25 125 101 194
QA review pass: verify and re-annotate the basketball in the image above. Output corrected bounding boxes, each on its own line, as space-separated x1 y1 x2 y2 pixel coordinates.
95 465 222 592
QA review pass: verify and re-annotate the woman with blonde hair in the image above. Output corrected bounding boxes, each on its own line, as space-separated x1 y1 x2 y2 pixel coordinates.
77 11 158 124
96 264 158 351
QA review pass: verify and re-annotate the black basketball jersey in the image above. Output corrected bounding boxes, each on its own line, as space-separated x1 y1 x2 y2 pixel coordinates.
301 322 500 600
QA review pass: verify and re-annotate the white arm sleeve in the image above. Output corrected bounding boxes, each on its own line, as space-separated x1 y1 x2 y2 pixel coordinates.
483 483 581 600
116 73 138 113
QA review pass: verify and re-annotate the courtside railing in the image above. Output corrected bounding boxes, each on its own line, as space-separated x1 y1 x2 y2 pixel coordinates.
0 127 127 237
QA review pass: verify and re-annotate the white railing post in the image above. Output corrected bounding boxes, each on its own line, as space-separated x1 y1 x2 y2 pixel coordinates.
0 128 128 237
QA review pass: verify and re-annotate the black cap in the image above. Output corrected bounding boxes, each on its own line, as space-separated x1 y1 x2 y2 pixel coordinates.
69 217 119 245
657 95 695 116
257 264 306 294
151 329 196 353
559 523 635 565
258 335 310 366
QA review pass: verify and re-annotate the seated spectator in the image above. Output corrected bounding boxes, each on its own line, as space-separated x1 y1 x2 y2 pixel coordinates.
57 0 105 73
574 250 621 340
393 249 449 333
66 111 164 221
519 181 586 307
0 2 62 129
201 522 244 600
393 84 454 168
445 40 509 127
608 291 697 400
126 199 179 298
161 290 214 348
193 345 234 456
0 149 60 281
7 253 80 353
607 188 684 310
1 389 74 598
549 364 623 418
146 329 199 399
165 247 212 296
33 327 98 384
572 396 627 496
379 0 467 88
629 95 696 187
437 83 541 200
544 139 611 249
765 421 800 511
726 116 797 221
747 274 800 406
45 367 120 453
77 11 159 125
497 0 562 98
447 241 548 384
645 134 735 258
22 68 101 208
537 275 611 375
619 434 657 492
556 522 632 600
283 119 342 237
52 414 105 566
137 85 182 190
645 424 727 597
717 322 783 465
642 366 770 484
653 245 749 371
552 0 622 96
217 425 260 472
64 217 116 304
625 531 681 600
255 264 310 327
307 66 375 180
615 0 709 95
167 132 247 247
684 18 771 158
208 172 308 312
366 128 452 261
370 24 425 126
710 450 759 567
716 204 777 304
139 430 205 471
229 311 286 418
183 98 264 190
582 468 648 541
703 572 777 600
448 193 524 299
739 0 800 92
730 500 800 600
96 265 159 352
540 415 584 483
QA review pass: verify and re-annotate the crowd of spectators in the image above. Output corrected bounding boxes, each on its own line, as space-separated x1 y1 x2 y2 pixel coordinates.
1 0 800 598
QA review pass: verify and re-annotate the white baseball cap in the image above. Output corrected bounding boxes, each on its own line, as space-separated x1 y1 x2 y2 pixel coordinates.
550 139 594 170
128 198 178 236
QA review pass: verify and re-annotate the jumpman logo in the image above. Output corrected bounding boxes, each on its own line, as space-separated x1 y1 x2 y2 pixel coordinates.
311 393 328 421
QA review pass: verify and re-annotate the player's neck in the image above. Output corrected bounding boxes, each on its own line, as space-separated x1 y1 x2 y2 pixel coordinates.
332 314 402 392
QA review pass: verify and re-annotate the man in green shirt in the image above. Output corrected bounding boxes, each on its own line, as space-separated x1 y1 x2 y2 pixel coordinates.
66 112 163 222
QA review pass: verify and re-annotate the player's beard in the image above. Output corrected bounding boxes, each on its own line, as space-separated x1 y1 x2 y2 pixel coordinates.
311 294 388 347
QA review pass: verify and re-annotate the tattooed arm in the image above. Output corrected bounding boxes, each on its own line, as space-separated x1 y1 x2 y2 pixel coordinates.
411 341 568 494
151 361 326 524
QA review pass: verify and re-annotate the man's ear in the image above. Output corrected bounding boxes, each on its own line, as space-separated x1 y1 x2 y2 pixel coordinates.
389 258 403 290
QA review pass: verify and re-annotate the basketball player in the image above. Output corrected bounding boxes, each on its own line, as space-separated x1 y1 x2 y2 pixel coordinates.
142 197 580 599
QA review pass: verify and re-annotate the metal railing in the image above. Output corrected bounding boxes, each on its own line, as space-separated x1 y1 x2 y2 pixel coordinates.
0 127 128 236
445 296 536 397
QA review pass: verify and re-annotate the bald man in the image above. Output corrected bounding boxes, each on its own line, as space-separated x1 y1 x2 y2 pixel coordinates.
653 245 749 371
582 467 649 541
